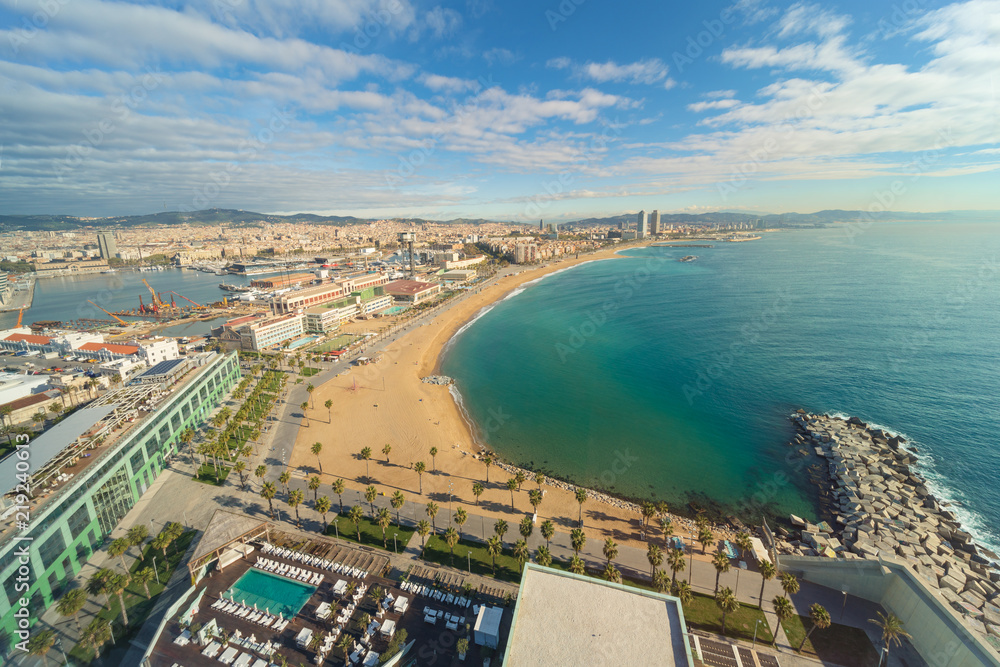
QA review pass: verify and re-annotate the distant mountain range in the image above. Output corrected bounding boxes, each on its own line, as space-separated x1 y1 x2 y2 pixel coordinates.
0 207 995 232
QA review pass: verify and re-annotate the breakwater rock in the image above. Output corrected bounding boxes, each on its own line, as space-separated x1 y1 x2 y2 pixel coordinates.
421 375 454 385
783 411 1000 638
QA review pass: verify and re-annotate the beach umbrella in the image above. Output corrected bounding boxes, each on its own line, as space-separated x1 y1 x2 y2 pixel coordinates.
278 611 283 621
254 602 258 611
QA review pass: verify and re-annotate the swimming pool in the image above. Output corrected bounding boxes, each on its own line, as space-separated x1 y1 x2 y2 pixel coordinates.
382 306 408 315
286 335 319 350
224 569 316 617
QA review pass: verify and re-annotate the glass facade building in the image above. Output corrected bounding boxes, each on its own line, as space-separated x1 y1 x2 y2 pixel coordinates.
0 352 240 640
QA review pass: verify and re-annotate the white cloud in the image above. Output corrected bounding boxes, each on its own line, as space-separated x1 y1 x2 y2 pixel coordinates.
547 57 671 86
419 73 481 94
483 48 518 66
687 99 741 112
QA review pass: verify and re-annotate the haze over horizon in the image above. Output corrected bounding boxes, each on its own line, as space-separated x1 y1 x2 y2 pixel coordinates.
1 0 998 220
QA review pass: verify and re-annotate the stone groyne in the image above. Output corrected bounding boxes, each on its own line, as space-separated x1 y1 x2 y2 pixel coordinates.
779 411 1000 638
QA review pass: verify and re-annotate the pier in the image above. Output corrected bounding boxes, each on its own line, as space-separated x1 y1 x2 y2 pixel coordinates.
0 275 35 313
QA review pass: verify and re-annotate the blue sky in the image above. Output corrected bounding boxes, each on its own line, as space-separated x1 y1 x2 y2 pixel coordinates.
0 0 997 220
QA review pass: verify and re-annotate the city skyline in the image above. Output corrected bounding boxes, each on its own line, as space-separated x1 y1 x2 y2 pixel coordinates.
1 0 997 219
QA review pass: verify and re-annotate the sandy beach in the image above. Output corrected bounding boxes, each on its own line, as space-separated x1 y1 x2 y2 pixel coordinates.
289 243 722 555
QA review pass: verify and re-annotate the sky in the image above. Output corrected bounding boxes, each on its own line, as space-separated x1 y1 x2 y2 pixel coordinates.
0 0 997 220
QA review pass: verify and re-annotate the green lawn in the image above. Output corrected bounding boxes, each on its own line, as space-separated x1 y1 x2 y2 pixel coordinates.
300 366 320 377
193 463 230 485
325 511 416 553
69 531 196 664
783 614 880 666
420 534 525 582
682 591 775 643
312 334 360 353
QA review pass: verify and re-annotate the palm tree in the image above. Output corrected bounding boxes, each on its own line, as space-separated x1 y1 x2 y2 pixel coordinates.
483 454 492 483
382 443 392 463
569 555 586 575
376 508 392 548
416 520 431 556
429 446 438 470
308 475 321 501
535 471 545 490
56 588 87 631
426 502 439 534
575 488 587 527
311 442 323 473
667 547 686 588
800 603 831 651
444 527 459 564
602 561 621 582
103 571 131 627
515 470 526 490
528 489 542 516
151 533 170 559
108 538 130 572
278 470 291 498
26 628 56 666
486 536 503 574
512 518 530 545
535 545 552 567
712 550 731 595
127 524 148 555
570 528 586 555
261 481 277 520
306 383 315 408
336 633 353 665
641 502 656 533
780 571 800 599
414 461 426 493
364 485 378 518
494 518 508 543
79 618 112 659
315 496 331 531
735 531 753 560
300 401 309 421
233 460 248 490
659 516 674 547
134 567 155 598
541 519 555 548
348 506 364 542
472 482 484 505
454 507 467 540
673 580 693 607
772 596 794 646
758 560 776 608
288 489 304 527
698 526 713 554
647 543 664 579
716 587 740 635
505 478 517 510
324 399 333 422
332 478 345 513
602 537 618 566
869 611 912 656
391 491 405 526
513 539 529 572
653 570 671 594
360 447 372 478
254 464 267 487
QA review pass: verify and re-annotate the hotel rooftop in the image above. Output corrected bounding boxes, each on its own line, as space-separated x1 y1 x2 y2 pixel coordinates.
503 564 694 666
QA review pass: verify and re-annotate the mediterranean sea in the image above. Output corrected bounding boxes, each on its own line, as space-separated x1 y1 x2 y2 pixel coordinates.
441 221 1000 552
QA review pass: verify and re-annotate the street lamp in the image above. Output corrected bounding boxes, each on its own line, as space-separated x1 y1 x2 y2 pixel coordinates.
333 519 339 541
152 555 160 584
393 533 397 554
752 619 762 650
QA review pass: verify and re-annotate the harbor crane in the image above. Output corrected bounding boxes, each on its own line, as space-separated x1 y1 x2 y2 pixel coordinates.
170 291 205 309
87 300 128 325
141 278 163 312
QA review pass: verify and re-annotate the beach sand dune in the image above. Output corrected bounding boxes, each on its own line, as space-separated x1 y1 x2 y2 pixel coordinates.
290 245 704 552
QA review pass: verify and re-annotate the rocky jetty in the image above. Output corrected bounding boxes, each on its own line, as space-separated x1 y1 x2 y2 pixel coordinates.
421 375 454 385
781 411 1000 640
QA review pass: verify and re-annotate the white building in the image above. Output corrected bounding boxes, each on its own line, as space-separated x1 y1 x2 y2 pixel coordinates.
135 338 180 365
243 314 305 350
637 210 648 238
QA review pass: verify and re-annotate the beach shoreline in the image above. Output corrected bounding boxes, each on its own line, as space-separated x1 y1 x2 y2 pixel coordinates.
290 241 741 554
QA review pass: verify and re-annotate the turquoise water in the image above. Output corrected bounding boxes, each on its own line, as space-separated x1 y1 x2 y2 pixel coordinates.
225 569 315 616
383 306 408 315
441 222 1000 551
287 336 320 350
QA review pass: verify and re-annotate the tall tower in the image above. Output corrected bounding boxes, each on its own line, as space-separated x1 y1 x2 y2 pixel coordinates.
650 210 660 235
398 231 417 279
637 211 648 239
540 219 544 231
97 232 119 259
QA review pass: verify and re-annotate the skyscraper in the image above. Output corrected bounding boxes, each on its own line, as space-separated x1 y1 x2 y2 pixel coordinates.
637 210 648 239
650 210 660 235
97 232 119 259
